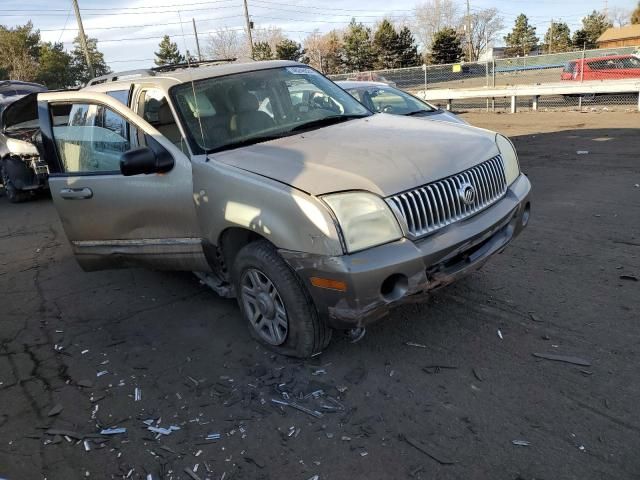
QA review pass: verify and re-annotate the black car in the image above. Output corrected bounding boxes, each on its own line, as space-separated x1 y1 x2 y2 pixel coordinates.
0 81 49 202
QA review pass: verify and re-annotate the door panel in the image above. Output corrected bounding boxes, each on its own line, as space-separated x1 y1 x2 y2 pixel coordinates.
39 91 210 272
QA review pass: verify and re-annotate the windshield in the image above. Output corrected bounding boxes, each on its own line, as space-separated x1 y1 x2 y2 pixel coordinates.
346 86 436 115
170 66 371 154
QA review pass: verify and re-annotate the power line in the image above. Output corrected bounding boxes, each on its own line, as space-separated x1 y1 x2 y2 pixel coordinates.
3 0 238 12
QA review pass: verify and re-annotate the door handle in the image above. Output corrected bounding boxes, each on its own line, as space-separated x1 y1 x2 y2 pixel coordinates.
60 187 93 200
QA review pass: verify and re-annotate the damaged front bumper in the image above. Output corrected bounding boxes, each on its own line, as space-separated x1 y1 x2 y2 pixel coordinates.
281 174 532 329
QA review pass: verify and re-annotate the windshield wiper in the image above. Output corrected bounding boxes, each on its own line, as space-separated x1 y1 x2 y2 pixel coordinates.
206 133 289 154
405 109 436 116
289 114 369 132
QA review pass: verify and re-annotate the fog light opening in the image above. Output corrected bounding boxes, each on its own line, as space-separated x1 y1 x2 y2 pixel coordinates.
522 202 531 227
380 274 409 302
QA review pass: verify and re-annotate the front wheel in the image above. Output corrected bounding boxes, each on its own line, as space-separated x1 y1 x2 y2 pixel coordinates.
232 240 332 357
1 161 30 203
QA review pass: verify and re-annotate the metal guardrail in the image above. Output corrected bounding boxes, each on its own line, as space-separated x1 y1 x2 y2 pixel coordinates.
419 79 640 112
330 45 640 112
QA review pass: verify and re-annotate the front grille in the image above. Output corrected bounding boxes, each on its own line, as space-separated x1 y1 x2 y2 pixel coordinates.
388 155 507 238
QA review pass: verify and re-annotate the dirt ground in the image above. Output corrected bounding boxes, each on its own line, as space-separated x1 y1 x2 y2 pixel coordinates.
1 112 639 480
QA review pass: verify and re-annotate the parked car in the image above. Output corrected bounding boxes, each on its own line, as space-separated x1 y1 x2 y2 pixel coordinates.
2 61 531 357
561 54 640 81
337 80 468 125
0 81 49 202
345 72 397 88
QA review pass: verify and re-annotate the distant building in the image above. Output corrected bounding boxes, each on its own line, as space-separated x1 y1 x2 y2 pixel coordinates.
597 25 640 49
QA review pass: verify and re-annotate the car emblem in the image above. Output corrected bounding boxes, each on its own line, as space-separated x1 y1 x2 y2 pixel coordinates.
459 182 476 205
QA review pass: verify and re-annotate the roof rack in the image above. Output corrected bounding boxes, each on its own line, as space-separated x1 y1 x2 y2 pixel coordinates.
86 69 156 86
150 58 238 73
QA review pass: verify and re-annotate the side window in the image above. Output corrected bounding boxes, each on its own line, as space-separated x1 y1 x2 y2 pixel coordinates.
139 89 185 152
106 89 130 106
51 102 139 174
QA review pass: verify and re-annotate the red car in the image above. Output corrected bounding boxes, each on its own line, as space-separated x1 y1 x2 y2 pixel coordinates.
561 54 640 81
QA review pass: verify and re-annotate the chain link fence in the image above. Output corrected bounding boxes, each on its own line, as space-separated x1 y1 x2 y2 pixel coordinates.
330 46 640 112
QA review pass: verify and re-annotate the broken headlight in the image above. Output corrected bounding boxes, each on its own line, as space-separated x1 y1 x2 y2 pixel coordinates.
496 134 520 186
322 192 402 253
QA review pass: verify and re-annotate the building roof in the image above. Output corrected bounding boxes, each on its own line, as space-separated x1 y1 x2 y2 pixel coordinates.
597 25 640 43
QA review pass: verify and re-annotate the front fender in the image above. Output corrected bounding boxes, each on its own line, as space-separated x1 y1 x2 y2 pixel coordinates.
192 158 344 256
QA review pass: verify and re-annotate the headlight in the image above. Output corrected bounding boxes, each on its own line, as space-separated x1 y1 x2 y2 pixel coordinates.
496 134 520 186
322 192 402 253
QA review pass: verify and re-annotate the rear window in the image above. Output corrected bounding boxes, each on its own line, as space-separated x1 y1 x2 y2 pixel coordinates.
562 62 576 73
586 57 640 70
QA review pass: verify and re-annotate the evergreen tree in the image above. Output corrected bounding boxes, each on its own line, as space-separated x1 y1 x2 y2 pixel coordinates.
571 11 612 49
504 14 539 56
396 26 420 67
342 19 375 71
373 19 400 69
429 28 462 64
37 42 73 88
543 21 572 53
70 35 110 84
632 2 640 24
275 39 304 61
253 41 273 60
154 35 185 66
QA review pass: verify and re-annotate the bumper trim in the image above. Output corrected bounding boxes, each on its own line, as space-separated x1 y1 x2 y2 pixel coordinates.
282 174 531 329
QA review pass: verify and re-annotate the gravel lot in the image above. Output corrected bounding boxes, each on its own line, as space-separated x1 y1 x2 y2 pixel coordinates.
1 112 639 480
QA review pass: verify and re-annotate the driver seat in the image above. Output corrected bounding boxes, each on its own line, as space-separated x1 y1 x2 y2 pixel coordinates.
228 86 274 137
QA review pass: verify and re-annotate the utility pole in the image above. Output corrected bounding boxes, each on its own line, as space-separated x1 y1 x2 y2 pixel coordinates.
243 0 254 58
71 0 95 79
192 18 203 61
466 0 472 61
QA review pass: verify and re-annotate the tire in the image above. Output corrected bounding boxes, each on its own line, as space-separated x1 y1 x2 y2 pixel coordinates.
232 240 332 357
1 162 30 203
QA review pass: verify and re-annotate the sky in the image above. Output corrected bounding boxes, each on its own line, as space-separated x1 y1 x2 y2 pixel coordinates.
3 0 638 70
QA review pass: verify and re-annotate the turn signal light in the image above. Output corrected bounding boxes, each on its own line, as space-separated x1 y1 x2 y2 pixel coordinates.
310 277 347 292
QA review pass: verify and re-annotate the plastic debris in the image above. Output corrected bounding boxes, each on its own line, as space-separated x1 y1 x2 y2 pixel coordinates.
96 371 108 377
205 433 221 440
398 433 455 465
83 440 91 451
576 150 589 154
512 440 530 446
134 387 141 401
100 427 127 435
147 425 179 435
311 369 326 376
307 476 319 480
81 349 89 354
271 399 323 418
183 467 202 480
405 342 427 349
532 352 591 366
497 329 503 340
76 379 93 388
620 275 638 282
47 403 63 417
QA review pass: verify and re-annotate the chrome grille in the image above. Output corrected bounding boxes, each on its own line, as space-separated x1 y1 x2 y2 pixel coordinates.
388 155 507 238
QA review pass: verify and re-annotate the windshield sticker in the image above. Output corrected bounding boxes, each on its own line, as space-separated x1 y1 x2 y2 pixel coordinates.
286 66 318 75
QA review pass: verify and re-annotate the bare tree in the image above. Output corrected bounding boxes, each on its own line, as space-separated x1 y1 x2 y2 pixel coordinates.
413 0 460 51
252 26 286 54
206 27 247 59
463 8 504 61
609 7 631 27
303 29 344 74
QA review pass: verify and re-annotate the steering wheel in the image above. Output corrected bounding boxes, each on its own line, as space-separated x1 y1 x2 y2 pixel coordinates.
381 105 396 114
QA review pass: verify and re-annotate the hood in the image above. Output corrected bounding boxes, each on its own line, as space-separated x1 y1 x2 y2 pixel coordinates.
210 113 499 197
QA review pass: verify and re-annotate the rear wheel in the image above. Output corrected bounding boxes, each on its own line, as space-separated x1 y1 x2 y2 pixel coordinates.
232 240 332 357
1 161 30 203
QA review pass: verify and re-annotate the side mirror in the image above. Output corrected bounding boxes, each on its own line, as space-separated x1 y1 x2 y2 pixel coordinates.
120 145 173 176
